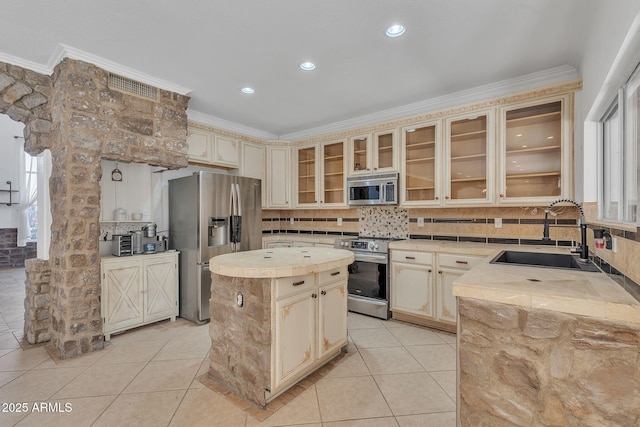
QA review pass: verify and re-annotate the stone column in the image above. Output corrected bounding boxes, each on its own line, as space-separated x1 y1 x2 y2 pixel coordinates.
23 258 51 344
48 59 104 358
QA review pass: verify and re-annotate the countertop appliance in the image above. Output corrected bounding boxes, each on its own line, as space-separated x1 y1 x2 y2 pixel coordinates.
347 173 398 206
335 236 401 319
169 172 262 324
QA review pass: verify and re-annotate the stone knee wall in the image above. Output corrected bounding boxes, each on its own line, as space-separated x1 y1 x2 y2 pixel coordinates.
458 298 640 426
208 273 272 407
23 258 51 344
0 229 37 268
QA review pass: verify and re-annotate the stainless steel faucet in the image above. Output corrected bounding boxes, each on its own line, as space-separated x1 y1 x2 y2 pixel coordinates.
542 198 589 262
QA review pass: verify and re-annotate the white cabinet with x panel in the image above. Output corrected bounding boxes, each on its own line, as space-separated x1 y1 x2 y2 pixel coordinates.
101 252 179 340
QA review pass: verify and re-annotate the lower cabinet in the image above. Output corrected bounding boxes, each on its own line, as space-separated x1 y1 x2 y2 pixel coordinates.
391 250 483 332
101 252 179 340
272 267 347 392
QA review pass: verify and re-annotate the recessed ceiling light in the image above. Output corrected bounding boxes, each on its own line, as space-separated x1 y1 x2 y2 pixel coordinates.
240 87 255 94
300 62 316 71
386 24 405 38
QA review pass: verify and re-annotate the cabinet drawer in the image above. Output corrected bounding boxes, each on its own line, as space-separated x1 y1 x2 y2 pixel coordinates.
275 274 315 299
319 267 347 285
438 253 484 270
391 250 433 265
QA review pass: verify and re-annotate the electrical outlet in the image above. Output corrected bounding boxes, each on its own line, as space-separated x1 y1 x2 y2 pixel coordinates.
612 237 618 253
337 218 342 226
290 218 294 225
494 218 503 229
417 217 425 227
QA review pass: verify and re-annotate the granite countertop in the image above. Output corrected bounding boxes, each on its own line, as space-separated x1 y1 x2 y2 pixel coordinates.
389 239 640 324
209 247 354 278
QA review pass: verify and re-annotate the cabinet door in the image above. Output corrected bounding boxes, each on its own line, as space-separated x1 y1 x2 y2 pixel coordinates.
274 291 316 387
213 136 239 168
349 134 371 175
102 259 144 333
321 141 346 206
296 145 318 206
391 262 434 318
373 129 397 172
267 146 290 208
436 268 463 324
318 280 347 359
240 142 266 206
445 111 494 205
186 126 213 164
401 122 441 205
497 96 571 204
143 256 178 322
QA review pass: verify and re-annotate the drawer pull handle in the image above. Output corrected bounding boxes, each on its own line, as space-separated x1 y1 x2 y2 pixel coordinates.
330 271 341 276
321 290 327 295
455 260 469 265
405 256 416 260
311 293 317 299
292 280 305 286
438 270 443 274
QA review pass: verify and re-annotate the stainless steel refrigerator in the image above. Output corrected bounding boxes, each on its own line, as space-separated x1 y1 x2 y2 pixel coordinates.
168 172 262 323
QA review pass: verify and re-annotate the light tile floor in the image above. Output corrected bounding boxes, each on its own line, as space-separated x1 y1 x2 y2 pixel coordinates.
0 268 457 426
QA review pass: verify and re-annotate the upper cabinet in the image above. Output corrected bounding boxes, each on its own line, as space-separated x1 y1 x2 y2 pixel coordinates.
267 146 291 208
240 141 266 207
294 140 346 208
445 111 494 205
497 95 572 204
186 124 239 168
348 129 397 175
401 121 441 205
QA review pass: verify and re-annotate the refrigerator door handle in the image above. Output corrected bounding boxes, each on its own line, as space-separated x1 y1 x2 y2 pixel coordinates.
235 183 242 216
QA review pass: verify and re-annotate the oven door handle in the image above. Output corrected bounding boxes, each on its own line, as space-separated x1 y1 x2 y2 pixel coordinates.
353 252 387 264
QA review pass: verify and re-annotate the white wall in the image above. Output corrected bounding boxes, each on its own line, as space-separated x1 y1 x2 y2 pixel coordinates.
0 115 26 228
578 0 640 202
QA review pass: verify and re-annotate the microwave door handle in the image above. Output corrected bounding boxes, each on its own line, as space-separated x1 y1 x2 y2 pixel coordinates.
380 183 385 203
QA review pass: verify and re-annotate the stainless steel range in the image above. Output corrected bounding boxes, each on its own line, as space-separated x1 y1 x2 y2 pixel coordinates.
335 236 400 319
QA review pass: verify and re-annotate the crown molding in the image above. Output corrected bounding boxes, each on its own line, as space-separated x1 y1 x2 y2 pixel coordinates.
0 51 51 75
280 65 579 141
52 44 191 95
187 109 279 141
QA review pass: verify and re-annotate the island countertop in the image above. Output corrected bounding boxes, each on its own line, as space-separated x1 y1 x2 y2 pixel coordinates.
209 247 355 278
452 251 640 324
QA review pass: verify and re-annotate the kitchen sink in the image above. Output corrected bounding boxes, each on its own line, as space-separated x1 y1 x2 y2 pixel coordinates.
490 250 601 272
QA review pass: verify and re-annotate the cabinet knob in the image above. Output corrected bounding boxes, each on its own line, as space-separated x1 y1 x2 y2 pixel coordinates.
435 196 439 200
321 290 327 296
428 269 432 273
499 193 505 198
438 270 443 274
445 196 450 200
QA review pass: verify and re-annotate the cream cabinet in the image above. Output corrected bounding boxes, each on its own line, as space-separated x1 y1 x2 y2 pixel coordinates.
348 129 397 175
293 141 346 207
445 110 494 205
390 250 435 318
272 267 347 390
390 249 483 332
240 141 266 207
401 121 441 205
101 252 179 340
186 125 240 168
496 95 572 204
435 253 484 325
266 146 291 208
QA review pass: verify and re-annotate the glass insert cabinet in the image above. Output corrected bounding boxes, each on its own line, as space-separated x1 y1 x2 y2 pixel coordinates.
295 141 346 206
497 96 571 203
349 130 397 175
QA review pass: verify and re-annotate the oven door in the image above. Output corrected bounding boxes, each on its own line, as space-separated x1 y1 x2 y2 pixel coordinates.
347 252 390 319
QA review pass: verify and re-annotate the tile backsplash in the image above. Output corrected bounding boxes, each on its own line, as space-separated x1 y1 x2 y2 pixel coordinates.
359 206 409 239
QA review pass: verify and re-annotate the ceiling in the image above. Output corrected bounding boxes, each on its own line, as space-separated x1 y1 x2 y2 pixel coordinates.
0 0 596 140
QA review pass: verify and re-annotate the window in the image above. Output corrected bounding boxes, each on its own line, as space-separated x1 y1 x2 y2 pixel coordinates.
599 65 640 225
25 153 37 241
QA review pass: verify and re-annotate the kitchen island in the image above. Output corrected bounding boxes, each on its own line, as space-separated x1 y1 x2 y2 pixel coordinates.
206 247 354 408
452 252 640 426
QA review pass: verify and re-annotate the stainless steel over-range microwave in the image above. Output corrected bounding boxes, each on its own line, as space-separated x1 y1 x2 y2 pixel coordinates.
347 173 398 206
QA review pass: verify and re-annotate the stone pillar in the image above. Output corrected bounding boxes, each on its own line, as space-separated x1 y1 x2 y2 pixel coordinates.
23 258 51 344
48 59 104 358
